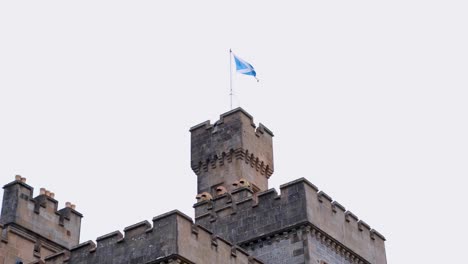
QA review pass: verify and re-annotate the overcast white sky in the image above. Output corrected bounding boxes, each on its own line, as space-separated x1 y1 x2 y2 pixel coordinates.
1 1 467 263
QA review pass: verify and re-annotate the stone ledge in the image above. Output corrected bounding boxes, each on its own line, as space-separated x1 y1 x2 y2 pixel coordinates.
238 222 370 264
191 148 273 177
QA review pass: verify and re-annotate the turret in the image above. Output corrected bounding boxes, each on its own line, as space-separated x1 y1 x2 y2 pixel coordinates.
1 175 82 250
190 108 274 196
191 109 387 264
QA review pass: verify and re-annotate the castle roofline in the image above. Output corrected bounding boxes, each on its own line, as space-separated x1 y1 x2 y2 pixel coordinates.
195 176 386 263
45 209 264 264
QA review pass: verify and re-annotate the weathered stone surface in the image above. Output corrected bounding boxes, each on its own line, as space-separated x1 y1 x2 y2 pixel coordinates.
0 177 82 263
44 210 263 264
1 179 82 249
190 108 274 195
195 177 386 264
0 108 387 264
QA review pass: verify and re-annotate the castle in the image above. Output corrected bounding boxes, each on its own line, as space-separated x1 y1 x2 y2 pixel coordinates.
0 108 387 264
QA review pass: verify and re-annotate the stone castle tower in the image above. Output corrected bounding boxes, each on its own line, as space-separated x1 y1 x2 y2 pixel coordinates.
0 108 387 264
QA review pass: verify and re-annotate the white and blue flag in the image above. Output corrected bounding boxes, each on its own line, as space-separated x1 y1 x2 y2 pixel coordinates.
233 53 258 81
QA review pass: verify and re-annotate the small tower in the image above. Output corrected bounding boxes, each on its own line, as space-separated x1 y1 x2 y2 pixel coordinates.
0 175 82 263
190 108 274 196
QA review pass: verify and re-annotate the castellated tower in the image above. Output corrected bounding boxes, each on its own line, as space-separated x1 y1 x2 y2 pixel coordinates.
0 107 387 264
0 175 82 264
193 108 387 264
190 108 274 195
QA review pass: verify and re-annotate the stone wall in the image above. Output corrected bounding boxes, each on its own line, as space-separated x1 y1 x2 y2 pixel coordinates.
246 229 306 264
194 178 386 264
300 179 387 264
0 176 82 263
1 177 82 250
44 210 264 264
306 231 353 264
0 223 61 264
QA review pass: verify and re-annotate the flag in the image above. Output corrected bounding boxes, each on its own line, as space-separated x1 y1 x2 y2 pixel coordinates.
232 52 258 81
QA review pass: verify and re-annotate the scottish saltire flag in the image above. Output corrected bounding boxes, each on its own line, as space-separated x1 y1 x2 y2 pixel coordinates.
233 53 258 81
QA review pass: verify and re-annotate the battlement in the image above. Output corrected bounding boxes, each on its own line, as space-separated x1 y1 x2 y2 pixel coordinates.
44 210 263 264
190 108 274 137
0 176 82 249
194 178 386 264
190 108 274 195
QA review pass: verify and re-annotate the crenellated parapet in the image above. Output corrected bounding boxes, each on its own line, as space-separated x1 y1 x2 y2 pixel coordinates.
190 108 274 195
43 210 263 264
0 175 82 250
194 178 387 264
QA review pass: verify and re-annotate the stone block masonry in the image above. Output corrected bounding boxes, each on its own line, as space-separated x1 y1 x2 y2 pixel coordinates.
190 107 274 194
0 176 82 263
194 178 386 264
0 107 387 264
43 210 263 264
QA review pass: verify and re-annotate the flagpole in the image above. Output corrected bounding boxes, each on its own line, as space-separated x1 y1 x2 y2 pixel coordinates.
229 49 233 110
